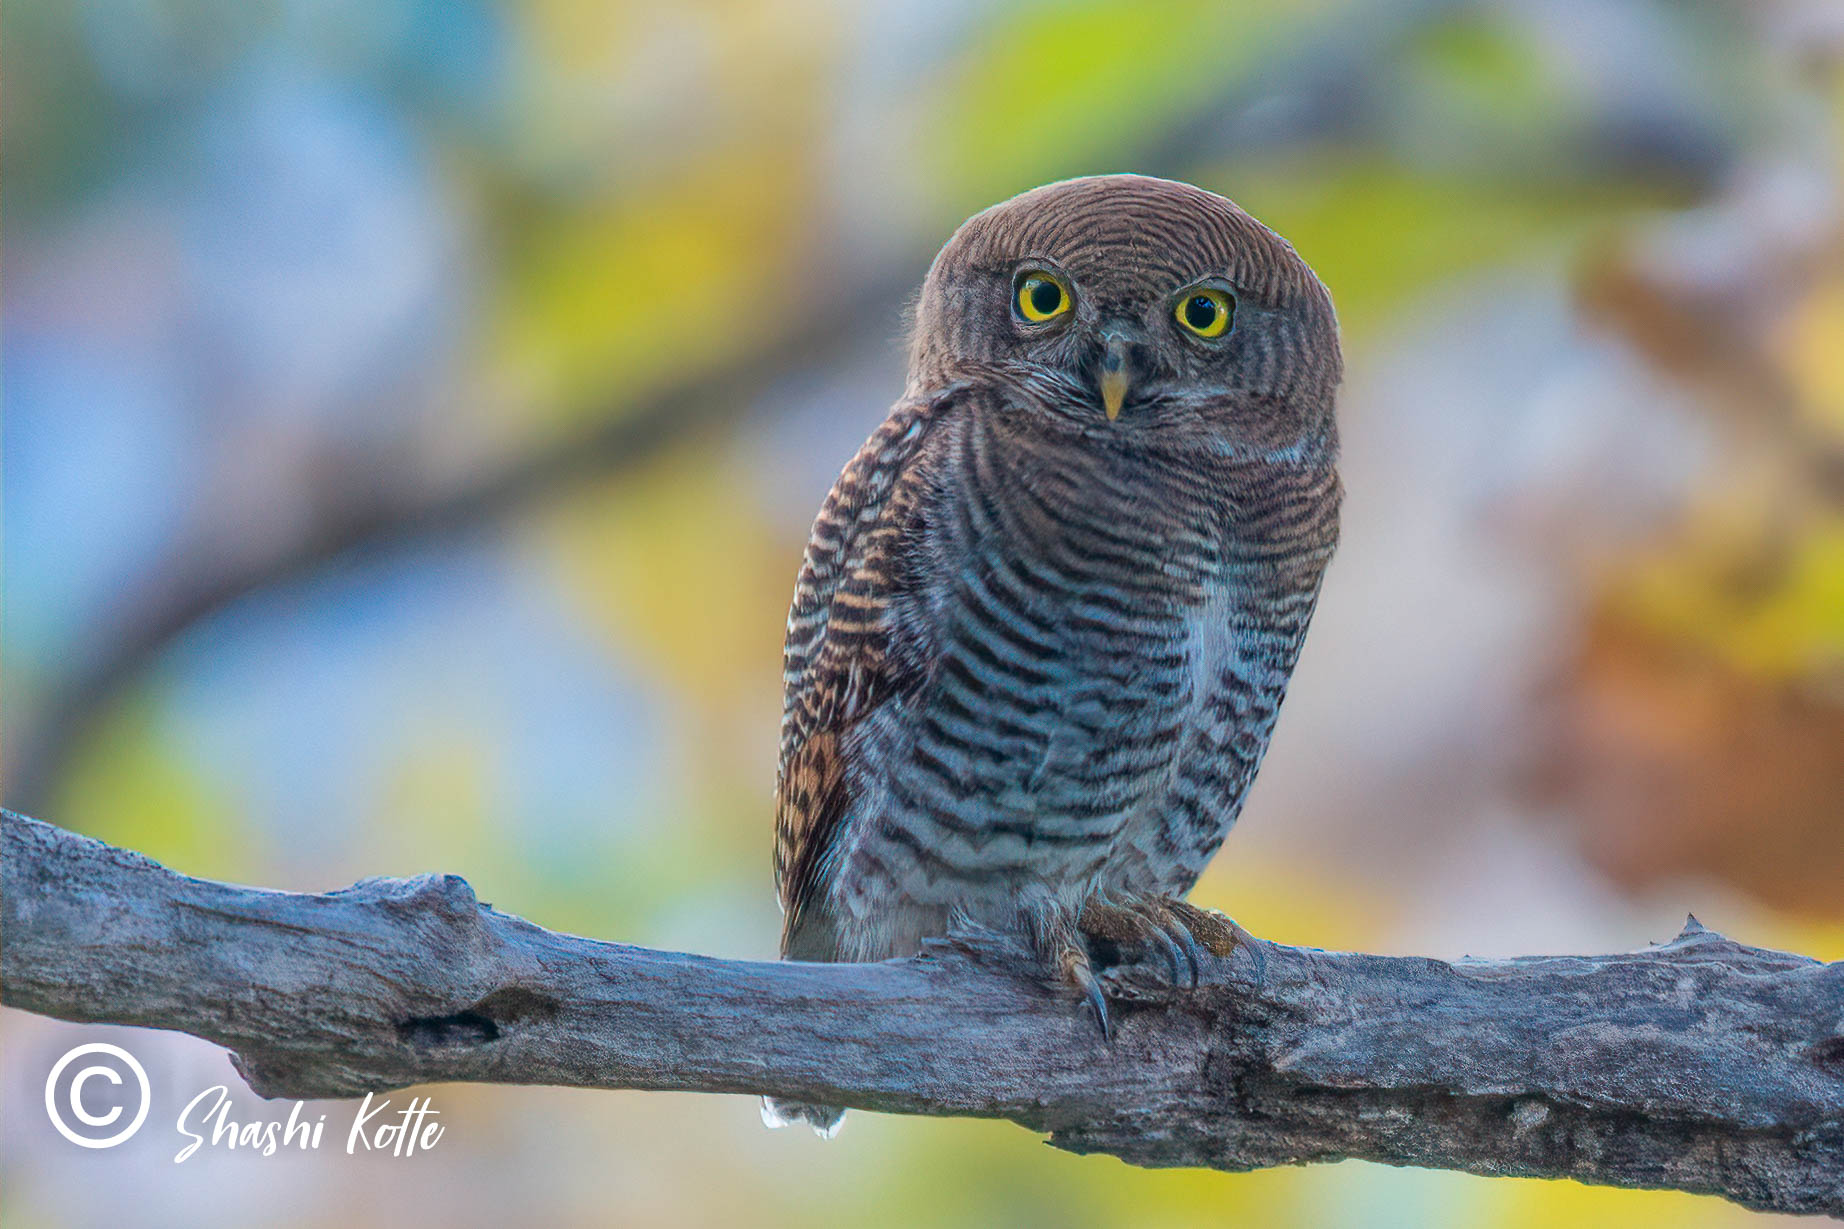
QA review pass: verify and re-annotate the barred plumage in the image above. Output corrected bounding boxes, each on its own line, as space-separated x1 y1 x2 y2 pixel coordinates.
766 175 1341 1133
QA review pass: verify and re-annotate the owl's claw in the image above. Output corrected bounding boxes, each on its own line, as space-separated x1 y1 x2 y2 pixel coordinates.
1144 920 1189 987
1076 961 1111 1041
1239 921 1268 989
1052 937 1111 1040
1159 913 1205 987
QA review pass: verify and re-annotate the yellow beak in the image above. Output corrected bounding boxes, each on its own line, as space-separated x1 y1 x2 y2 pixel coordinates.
1100 369 1128 421
1099 334 1132 421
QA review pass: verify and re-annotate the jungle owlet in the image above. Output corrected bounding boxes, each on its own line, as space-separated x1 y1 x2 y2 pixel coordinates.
767 174 1341 1133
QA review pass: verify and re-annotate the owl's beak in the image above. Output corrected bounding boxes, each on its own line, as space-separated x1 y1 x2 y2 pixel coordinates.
1099 334 1132 421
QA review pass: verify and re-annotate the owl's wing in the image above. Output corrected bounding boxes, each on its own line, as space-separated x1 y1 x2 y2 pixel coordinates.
774 388 958 948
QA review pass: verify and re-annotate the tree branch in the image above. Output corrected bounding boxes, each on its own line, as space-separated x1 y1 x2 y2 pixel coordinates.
4 809 1839 1214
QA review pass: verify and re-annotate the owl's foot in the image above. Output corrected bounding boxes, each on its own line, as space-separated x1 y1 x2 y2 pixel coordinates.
1035 899 1262 1042
1079 896 1264 991
1172 898 1267 987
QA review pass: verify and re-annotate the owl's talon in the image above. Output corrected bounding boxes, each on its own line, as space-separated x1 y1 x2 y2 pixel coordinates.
1054 940 1112 1040
1160 914 1205 987
1142 917 1188 985
1239 924 1268 989
1077 962 1111 1040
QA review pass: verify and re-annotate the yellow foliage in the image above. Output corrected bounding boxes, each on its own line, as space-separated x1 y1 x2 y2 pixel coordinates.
1619 513 1844 680
1195 854 1396 953
57 696 252 883
1777 276 1844 439
372 729 500 872
1409 10 1560 125
927 0 1311 200
532 444 790 705
491 147 812 424
1227 158 1675 340
1480 1174 1768 1229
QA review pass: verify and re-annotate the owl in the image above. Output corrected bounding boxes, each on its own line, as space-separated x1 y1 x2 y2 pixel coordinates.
766 174 1341 1133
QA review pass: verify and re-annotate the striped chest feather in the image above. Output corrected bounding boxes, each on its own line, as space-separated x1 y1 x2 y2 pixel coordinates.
837 415 1254 895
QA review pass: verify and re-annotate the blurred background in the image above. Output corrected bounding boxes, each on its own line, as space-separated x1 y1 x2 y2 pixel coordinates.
4 0 1843 1225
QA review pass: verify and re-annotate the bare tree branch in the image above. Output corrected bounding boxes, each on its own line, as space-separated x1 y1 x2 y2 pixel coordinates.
4 808 1839 1214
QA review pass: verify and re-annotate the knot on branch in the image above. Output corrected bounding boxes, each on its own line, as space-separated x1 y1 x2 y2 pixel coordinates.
397 986 562 1050
347 871 480 919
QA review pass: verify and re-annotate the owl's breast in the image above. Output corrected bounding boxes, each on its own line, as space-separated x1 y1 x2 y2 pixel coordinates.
836 422 1227 912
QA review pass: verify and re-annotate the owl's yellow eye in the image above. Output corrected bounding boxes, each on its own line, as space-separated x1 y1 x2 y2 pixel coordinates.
1015 272 1071 323
1175 288 1234 338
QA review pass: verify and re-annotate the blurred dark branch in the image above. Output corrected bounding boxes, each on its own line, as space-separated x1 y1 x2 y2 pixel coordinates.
4 0 1478 813
6 809 1841 1214
2 286 891 811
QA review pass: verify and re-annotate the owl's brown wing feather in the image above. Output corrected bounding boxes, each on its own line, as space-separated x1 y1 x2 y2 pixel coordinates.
774 389 957 948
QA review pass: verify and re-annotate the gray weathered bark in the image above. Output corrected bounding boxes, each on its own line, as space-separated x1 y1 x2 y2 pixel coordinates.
3 809 1840 1215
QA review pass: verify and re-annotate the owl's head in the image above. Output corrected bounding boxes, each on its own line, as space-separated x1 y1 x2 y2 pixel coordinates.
909 174 1340 458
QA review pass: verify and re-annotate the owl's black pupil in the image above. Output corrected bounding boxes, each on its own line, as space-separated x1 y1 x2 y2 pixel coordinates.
1029 280 1062 315
1185 295 1218 329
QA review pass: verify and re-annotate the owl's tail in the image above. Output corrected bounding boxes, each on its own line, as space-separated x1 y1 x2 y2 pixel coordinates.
765 900 851 1136
761 1096 846 1137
